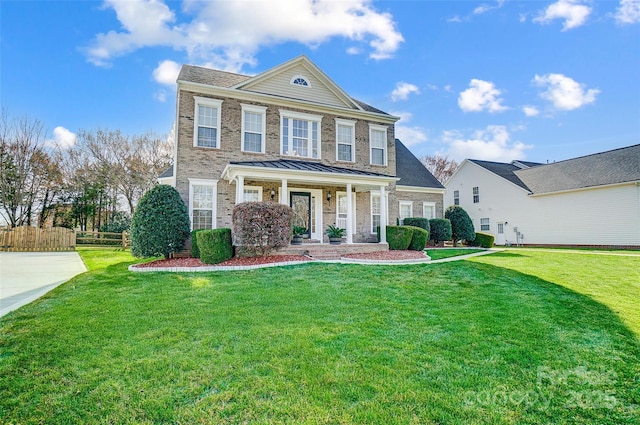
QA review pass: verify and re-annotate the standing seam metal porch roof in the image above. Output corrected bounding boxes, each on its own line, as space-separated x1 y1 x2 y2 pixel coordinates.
228 159 396 178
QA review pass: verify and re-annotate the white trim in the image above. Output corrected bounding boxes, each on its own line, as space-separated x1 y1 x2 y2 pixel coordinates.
399 200 413 224
335 118 356 163
193 97 223 149
286 187 323 241
178 80 400 124
240 104 267 154
188 178 218 231
396 185 446 194
369 123 388 166
279 109 323 159
422 201 436 219
527 180 640 197
290 75 311 87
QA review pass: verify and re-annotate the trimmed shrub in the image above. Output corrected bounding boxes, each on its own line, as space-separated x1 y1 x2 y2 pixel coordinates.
232 201 293 257
407 226 428 251
429 218 452 245
444 205 475 246
191 229 205 259
468 232 495 248
197 228 233 264
403 217 430 232
386 225 413 250
130 185 190 259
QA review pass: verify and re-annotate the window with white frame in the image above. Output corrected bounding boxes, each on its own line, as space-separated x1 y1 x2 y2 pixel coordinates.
371 193 381 234
480 217 490 231
473 186 480 203
194 97 222 148
280 110 322 159
336 191 356 233
454 190 460 205
369 124 387 166
399 201 413 224
241 104 266 153
423 202 436 219
189 179 217 230
290 75 310 87
336 119 355 162
243 186 263 202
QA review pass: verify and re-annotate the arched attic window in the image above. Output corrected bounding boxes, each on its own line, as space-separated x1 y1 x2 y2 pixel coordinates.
290 75 310 87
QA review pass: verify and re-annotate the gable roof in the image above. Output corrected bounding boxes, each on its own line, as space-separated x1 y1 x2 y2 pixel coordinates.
468 159 531 191
515 144 640 194
177 65 250 88
395 139 445 189
158 165 173 178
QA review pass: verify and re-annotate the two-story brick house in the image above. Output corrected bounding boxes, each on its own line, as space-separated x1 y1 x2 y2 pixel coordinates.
161 55 444 244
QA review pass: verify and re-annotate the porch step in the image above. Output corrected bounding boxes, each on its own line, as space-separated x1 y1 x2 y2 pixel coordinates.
306 248 340 260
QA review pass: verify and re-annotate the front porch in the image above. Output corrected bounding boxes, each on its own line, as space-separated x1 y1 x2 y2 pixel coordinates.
277 241 390 260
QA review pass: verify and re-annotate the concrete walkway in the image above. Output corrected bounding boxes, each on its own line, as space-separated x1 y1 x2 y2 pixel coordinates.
0 252 87 318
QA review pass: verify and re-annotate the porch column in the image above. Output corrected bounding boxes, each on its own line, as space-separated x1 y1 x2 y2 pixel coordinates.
235 175 245 204
379 185 387 244
280 179 288 205
346 183 353 244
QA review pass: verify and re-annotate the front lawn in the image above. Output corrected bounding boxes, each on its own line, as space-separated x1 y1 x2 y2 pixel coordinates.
0 248 638 424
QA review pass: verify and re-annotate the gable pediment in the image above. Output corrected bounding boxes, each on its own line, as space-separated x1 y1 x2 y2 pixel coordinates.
233 56 362 110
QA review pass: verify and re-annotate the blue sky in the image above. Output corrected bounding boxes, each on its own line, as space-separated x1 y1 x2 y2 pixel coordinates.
2 0 639 163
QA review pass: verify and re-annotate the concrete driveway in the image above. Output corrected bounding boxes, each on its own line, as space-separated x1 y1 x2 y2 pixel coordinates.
0 252 87 318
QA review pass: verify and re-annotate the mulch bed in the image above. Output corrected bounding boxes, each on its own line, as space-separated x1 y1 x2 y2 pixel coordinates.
132 255 310 269
342 250 427 260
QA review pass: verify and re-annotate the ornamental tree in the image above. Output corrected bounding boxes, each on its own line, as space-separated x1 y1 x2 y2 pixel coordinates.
444 205 475 246
130 184 190 259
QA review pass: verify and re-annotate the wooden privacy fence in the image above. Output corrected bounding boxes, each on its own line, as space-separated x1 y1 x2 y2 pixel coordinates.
0 226 76 252
76 231 130 248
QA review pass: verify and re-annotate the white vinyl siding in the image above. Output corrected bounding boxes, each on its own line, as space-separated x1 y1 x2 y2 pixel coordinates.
193 97 222 148
369 124 387 166
336 118 356 162
241 104 267 153
280 110 322 159
189 178 218 230
399 201 413 224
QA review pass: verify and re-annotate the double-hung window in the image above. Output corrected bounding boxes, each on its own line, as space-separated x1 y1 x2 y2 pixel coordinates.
189 178 218 230
480 217 490 231
454 190 460 205
369 124 387 166
423 202 436 219
243 186 263 202
336 118 355 162
399 201 413 224
336 191 357 233
194 97 222 148
473 186 480 203
280 110 322 159
371 193 381 234
241 104 267 153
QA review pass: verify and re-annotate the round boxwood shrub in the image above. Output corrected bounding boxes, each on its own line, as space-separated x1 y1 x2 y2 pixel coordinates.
429 218 452 245
406 226 428 251
130 185 191 259
468 231 495 248
386 225 414 250
197 228 233 264
444 205 475 246
402 217 430 232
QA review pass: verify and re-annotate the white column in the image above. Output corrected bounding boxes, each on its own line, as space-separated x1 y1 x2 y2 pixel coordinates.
379 185 387 244
235 175 245 204
280 179 288 205
346 183 353 244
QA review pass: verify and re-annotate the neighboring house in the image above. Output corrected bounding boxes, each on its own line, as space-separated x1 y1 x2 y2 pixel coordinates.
445 144 640 247
163 55 444 244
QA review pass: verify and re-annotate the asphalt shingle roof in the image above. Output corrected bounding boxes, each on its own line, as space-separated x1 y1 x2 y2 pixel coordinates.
229 159 394 178
515 144 640 194
395 139 445 189
158 165 173 178
469 159 531 191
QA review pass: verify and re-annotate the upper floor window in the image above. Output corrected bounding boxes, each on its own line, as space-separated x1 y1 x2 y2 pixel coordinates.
480 217 490 231
473 186 480 203
194 97 222 148
454 190 460 205
280 110 322 159
335 118 356 162
369 124 387 166
290 75 310 87
241 104 267 153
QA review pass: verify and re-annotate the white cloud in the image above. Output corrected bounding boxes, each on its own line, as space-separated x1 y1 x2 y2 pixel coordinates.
615 0 640 24
458 79 507 113
346 47 361 55
473 0 506 15
46 126 77 149
153 60 181 85
392 111 428 146
86 0 403 71
534 73 599 110
390 82 420 102
533 0 591 31
447 16 464 23
154 90 168 102
522 105 540 116
443 84 452 92
440 125 532 162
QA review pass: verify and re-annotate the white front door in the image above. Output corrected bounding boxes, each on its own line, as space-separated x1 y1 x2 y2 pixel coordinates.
496 222 505 245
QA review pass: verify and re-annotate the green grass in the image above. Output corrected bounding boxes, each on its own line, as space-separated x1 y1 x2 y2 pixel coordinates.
1 248 638 424
426 248 485 260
